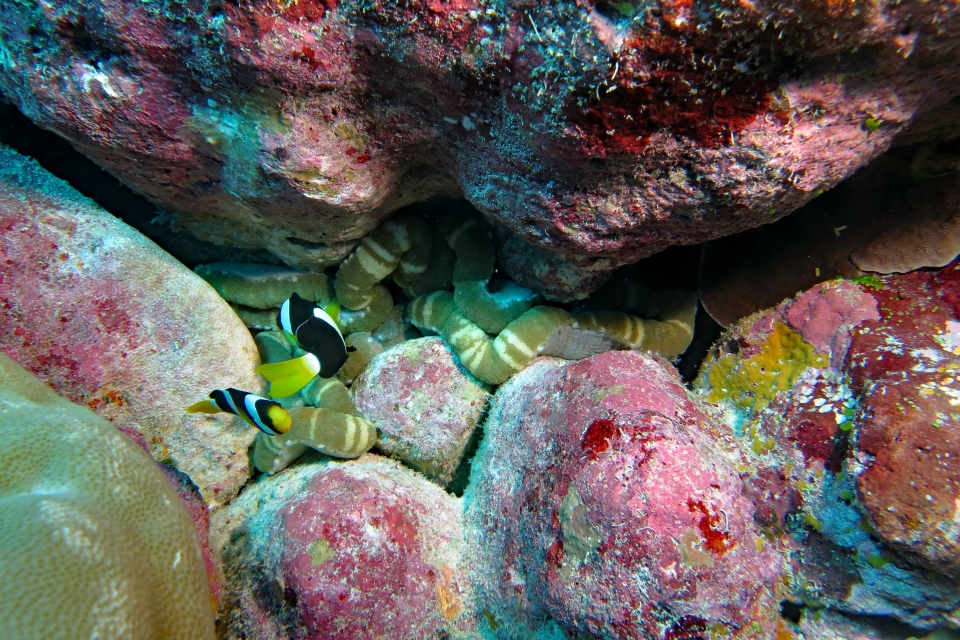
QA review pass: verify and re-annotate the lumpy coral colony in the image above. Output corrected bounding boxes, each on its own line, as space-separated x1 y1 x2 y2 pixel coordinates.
197 208 698 473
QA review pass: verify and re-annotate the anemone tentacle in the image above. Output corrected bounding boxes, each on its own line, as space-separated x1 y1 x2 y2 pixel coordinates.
407 286 698 385
251 331 379 473
334 211 431 310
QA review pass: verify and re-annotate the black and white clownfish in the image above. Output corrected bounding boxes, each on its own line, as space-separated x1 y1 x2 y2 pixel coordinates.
186 388 292 436
255 293 350 398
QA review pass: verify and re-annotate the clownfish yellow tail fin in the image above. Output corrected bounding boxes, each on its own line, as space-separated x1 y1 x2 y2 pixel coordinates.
255 353 321 398
186 399 221 414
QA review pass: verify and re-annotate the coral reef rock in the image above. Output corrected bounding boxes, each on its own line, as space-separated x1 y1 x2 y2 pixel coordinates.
0 144 261 507
464 352 786 639
696 261 960 629
3 0 960 291
0 353 215 639
212 455 477 640
353 337 491 486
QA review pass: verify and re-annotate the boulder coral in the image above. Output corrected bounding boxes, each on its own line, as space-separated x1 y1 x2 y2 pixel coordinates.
465 352 787 639
3 0 960 296
353 337 492 486
0 353 215 639
696 262 960 629
0 144 261 507
212 456 476 640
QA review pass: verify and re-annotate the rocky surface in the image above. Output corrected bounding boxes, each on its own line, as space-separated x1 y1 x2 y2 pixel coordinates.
0 144 261 507
3 0 960 296
465 352 786 639
353 337 491 485
211 455 476 640
696 261 960 628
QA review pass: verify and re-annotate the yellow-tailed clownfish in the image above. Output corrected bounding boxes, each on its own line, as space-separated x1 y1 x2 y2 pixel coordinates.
254 293 350 398
186 388 292 436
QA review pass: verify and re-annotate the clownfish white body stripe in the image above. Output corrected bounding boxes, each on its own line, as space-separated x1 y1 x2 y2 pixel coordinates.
186 388 292 436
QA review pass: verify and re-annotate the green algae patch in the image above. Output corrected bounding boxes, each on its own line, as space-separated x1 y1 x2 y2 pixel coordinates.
708 322 827 412
851 274 884 291
308 539 335 566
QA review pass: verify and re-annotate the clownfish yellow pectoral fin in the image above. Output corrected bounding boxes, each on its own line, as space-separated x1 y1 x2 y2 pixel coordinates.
186 399 221 414
255 353 321 398
266 404 292 434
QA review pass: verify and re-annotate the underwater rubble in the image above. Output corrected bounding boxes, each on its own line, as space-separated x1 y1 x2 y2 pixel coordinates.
1 0 960 636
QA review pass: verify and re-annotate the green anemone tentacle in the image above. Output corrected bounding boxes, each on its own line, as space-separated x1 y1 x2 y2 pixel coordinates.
454 279 542 334
252 404 378 474
337 333 384 385
400 232 456 298
195 263 331 309
392 220 433 289
338 284 394 334
441 211 495 284
407 291 574 384
408 284 698 385
251 333 378 474
334 212 431 310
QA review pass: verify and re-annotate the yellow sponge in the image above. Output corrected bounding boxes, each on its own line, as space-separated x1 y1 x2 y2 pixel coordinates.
0 354 215 640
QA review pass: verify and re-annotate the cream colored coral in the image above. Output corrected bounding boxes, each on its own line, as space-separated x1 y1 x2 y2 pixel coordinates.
0 354 215 640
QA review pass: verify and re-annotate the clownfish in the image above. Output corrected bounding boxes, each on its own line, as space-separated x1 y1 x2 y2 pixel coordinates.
186 388 292 436
255 293 350 398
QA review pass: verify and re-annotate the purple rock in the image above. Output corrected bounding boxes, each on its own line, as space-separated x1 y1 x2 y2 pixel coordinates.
352 337 491 485
0 145 261 506
212 456 477 640
465 352 785 639
2 1 959 296
696 261 960 628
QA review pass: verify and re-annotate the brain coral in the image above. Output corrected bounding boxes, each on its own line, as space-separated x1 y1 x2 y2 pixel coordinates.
0 353 215 640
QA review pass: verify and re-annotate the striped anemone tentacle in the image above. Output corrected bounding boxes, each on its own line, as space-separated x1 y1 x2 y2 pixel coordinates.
335 212 431 311
252 332 379 474
406 290 457 335
392 218 433 289
409 284 698 385
441 211 495 284
339 284 395 334
407 291 573 385
574 291 697 360
252 377 378 474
